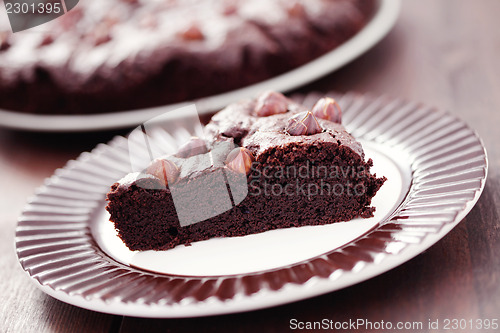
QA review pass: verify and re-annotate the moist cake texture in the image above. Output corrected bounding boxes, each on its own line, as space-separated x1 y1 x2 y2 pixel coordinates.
0 0 375 114
106 92 386 251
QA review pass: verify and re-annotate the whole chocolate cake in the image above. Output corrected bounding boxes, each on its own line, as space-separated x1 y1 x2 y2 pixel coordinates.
106 92 386 251
0 0 375 114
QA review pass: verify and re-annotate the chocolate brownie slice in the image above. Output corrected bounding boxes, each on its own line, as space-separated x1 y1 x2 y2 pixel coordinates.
106 92 386 251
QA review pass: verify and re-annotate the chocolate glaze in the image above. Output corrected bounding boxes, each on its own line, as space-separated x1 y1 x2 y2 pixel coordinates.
205 98 364 158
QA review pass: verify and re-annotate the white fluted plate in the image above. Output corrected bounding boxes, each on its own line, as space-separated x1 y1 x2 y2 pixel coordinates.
16 92 487 318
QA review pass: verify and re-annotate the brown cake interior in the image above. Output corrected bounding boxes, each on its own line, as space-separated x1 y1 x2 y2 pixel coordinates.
106 139 384 251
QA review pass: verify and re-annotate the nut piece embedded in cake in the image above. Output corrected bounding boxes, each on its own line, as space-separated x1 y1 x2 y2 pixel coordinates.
285 111 323 136
175 137 208 158
181 24 205 41
39 34 54 47
145 159 180 186
223 4 238 16
88 20 116 46
225 147 254 175
312 97 342 123
288 2 305 17
254 91 289 117
0 32 10 52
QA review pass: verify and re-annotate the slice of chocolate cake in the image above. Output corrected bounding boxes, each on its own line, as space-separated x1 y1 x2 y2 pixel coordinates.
106 92 386 251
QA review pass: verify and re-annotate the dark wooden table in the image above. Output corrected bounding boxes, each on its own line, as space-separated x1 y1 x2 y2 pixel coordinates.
1 0 499 332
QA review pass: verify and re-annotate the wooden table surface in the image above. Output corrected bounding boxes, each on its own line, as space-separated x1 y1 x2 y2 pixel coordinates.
1 0 499 332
